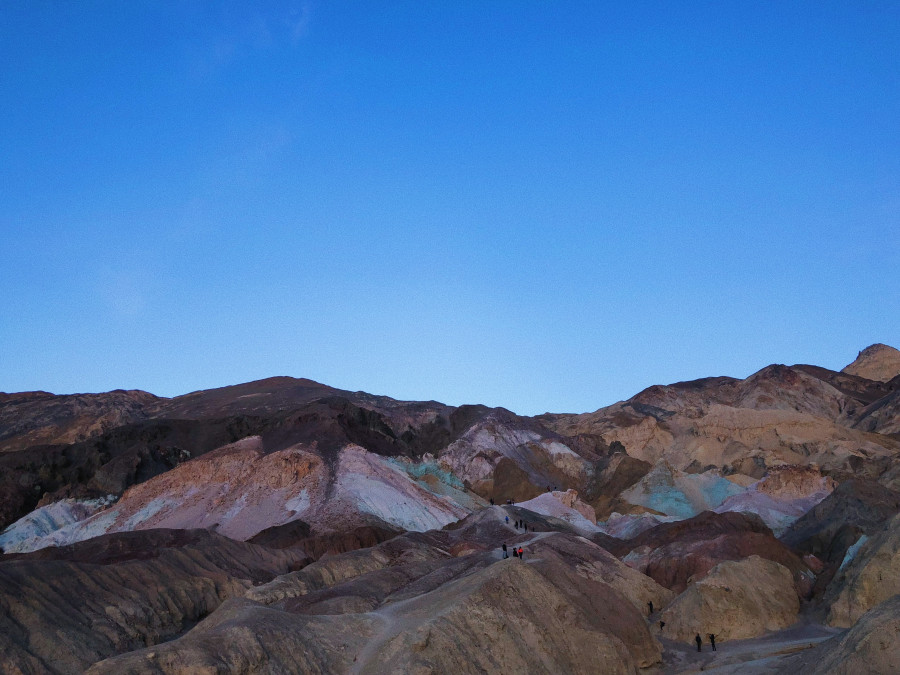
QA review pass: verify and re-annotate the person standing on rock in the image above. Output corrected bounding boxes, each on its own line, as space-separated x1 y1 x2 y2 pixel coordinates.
502 544 508 559
505 516 509 524
695 634 702 652
518 546 524 559
708 634 716 651
512 548 519 558
647 601 653 616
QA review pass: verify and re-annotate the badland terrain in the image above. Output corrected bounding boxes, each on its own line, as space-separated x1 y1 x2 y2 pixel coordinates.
2 343 900 673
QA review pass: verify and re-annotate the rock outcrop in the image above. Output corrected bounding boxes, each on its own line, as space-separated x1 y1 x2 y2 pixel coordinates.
5 439 477 553
714 465 835 535
842 343 900 383
541 362 900 477
783 594 900 675
824 512 900 627
659 555 799 643
516 490 597 529
780 478 900 595
618 511 811 595
0 389 159 454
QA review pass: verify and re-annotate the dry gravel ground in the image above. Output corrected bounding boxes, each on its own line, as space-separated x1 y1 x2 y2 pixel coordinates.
647 621 842 674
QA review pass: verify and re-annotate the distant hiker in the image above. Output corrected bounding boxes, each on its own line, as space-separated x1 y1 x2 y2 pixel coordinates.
547 485 551 492
513 548 519 558
695 634 702 652
505 516 509 524
518 546 524 559
708 634 716 651
659 621 665 632
502 544 508 559
523 522 527 532
648 601 653 616
490 497 494 505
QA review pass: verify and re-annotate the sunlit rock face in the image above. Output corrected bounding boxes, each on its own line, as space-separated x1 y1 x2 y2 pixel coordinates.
659 555 800 642
541 362 900 477
842 343 900 383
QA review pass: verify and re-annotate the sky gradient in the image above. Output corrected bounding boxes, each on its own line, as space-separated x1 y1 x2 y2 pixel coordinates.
2 1 899 415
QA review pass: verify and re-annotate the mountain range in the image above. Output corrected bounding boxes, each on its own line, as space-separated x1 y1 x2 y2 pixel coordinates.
1 343 899 673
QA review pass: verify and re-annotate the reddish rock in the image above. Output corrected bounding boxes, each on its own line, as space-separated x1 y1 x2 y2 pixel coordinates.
621 511 812 596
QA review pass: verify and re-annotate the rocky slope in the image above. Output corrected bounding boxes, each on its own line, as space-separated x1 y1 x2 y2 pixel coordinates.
0 529 307 674
782 594 900 675
841 343 900 383
659 555 800 642
540 358 900 478
1 344 900 672
823 511 900 627
85 508 666 675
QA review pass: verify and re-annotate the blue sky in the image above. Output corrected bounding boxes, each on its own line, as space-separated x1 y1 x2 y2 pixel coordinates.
1 1 898 415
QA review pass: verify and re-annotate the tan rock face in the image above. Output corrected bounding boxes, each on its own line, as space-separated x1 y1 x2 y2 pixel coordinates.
842 343 900 382
542 362 900 477
86 520 666 675
788 594 900 675
825 513 900 627
659 555 799 643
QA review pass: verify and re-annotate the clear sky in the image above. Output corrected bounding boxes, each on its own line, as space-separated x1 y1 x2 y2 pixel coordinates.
1 1 898 415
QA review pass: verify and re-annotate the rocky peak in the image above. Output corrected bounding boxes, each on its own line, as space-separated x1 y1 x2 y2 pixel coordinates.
842 344 900 382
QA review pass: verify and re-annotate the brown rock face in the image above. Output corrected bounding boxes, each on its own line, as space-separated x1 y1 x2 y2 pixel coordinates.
620 511 811 595
659 555 800 643
782 594 900 675
780 478 900 595
0 389 160 454
0 529 307 674
842 343 900 383
824 513 900 627
542 359 900 478
87 512 666 675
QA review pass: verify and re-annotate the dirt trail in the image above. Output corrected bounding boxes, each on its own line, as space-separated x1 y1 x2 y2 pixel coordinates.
647 622 842 674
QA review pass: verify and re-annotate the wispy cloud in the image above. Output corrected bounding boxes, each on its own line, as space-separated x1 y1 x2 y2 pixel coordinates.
184 1 315 81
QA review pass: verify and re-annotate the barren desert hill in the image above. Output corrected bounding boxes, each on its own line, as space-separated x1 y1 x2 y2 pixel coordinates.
3 345 900 538
2 345 900 673
841 342 900 382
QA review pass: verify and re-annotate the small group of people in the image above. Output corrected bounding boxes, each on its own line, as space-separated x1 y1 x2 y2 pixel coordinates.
501 543 524 559
695 633 717 652
514 519 527 531
646 602 717 653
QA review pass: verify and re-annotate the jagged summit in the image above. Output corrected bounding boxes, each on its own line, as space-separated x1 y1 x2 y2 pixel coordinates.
842 343 900 382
